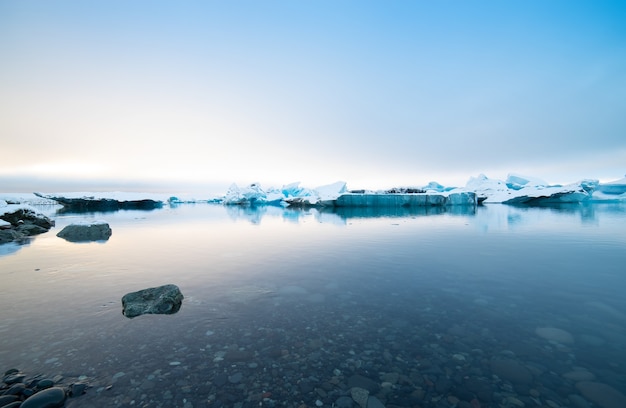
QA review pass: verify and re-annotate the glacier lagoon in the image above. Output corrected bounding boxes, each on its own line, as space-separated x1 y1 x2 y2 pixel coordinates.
1 203 626 408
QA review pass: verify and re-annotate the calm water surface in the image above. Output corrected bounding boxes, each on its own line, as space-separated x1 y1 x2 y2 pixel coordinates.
1 203 625 408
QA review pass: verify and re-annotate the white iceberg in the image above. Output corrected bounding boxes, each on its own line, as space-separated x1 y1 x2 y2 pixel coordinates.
224 181 348 207
3 172 625 210
223 182 286 206
593 175 626 201
455 173 597 204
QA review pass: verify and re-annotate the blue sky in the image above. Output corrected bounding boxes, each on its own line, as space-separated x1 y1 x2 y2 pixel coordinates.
1 1 625 193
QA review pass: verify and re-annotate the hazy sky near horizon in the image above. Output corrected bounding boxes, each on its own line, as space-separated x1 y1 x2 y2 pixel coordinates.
1 0 625 193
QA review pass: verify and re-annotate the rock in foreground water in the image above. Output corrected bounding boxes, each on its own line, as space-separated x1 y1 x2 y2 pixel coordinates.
56 221 112 242
576 381 626 408
20 386 66 408
122 284 184 318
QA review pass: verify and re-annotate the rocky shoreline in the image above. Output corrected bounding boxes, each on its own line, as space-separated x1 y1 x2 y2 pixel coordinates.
0 207 54 245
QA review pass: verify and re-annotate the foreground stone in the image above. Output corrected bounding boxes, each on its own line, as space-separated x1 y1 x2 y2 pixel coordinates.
576 381 626 408
0 208 55 244
56 221 112 242
20 386 66 408
122 284 184 318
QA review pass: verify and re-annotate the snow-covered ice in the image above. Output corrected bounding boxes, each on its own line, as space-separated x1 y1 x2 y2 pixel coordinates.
2 173 625 210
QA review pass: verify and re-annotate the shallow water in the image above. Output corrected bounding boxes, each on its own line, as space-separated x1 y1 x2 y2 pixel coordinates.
1 203 625 407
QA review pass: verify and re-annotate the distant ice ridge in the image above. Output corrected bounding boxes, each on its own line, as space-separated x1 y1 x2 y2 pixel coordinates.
458 173 626 204
221 174 626 206
222 181 476 207
1 173 625 209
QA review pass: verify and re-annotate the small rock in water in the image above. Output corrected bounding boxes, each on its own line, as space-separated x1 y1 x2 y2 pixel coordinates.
228 372 243 384
6 382 26 395
70 382 87 397
568 393 592 408
36 378 54 389
121 284 184 318
21 386 66 408
350 387 369 408
575 381 626 408
367 396 385 408
3 372 26 385
535 327 574 344
0 395 20 406
490 358 533 384
563 370 595 382
334 396 353 408
56 221 112 242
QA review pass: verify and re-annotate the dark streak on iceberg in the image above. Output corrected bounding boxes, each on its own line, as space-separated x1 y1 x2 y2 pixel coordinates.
34 193 163 212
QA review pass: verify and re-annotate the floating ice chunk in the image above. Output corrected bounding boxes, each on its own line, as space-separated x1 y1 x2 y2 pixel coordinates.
223 182 269 205
597 175 626 195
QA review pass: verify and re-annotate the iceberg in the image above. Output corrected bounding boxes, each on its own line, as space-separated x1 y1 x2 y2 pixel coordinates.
593 175 626 201
224 181 348 207
223 182 288 206
455 174 600 204
222 181 477 208
34 192 164 212
334 191 476 207
2 172 624 215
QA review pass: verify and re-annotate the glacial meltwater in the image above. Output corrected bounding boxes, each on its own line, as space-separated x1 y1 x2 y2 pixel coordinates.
1 203 625 408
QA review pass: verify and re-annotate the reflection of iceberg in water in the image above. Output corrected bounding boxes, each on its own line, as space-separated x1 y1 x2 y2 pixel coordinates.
225 205 346 225
223 203 476 224
321 205 476 220
474 202 626 232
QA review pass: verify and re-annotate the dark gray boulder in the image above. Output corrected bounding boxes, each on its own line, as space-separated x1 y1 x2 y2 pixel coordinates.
0 208 55 244
56 221 112 242
20 386 66 408
122 284 184 318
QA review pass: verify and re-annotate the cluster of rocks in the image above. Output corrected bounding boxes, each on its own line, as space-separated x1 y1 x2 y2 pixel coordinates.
0 206 112 245
1 368 86 407
0 208 54 244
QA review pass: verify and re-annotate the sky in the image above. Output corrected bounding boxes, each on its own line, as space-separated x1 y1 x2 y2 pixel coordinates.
1 1 625 194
